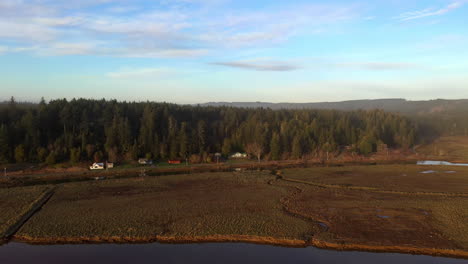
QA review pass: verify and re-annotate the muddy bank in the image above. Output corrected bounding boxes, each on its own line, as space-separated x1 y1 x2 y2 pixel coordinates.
11 235 468 259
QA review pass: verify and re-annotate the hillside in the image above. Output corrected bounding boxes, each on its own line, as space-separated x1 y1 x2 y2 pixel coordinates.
201 99 468 115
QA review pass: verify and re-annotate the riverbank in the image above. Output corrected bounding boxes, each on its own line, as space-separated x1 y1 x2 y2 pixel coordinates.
10 235 468 259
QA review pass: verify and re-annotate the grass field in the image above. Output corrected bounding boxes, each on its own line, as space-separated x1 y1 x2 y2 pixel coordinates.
16 171 317 241
0 185 51 237
283 165 468 193
417 136 468 162
3 164 467 257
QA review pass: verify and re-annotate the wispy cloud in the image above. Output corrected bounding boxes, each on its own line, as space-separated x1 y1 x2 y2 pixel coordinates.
395 1 465 21
107 67 172 79
0 1 360 58
213 59 421 72
212 59 302 71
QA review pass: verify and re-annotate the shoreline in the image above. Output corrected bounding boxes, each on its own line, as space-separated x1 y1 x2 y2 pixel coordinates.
11 235 468 260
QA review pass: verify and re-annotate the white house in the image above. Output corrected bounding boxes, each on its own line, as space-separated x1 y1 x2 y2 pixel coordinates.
230 152 247 158
90 163 105 170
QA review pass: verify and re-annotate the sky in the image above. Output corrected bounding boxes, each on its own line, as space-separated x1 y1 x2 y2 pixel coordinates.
0 0 467 104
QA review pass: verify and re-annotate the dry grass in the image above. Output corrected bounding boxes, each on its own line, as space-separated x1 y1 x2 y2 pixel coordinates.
0 185 51 237
7 166 468 258
279 165 468 250
417 136 468 162
17 171 317 241
283 165 468 194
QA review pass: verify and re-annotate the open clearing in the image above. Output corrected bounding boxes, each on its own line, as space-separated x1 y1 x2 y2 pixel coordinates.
1 165 467 258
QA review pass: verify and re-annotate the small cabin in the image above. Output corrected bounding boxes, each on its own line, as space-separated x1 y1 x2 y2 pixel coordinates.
106 162 114 169
90 163 105 170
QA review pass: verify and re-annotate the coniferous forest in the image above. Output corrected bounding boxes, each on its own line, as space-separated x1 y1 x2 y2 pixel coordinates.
0 97 419 164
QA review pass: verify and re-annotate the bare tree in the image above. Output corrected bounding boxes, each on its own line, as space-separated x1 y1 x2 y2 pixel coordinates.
245 142 264 163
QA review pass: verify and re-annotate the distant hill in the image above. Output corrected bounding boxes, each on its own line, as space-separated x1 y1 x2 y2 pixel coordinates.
200 99 468 115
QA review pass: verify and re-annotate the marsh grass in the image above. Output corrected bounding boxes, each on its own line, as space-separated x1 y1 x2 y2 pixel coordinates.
0 185 51 237
8 166 468 256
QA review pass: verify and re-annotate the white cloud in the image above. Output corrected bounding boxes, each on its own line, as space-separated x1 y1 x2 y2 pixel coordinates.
0 1 360 58
46 42 99 55
0 20 58 42
213 59 302 71
396 1 465 21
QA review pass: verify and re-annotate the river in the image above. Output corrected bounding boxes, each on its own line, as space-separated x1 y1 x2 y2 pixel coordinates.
0 242 466 264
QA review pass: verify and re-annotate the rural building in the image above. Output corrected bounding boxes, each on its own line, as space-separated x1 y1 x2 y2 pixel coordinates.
106 162 114 169
138 158 153 165
230 152 247 158
168 160 181 164
90 163 105 170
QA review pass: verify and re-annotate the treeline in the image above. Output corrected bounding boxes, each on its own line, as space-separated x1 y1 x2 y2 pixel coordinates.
0 97 418 164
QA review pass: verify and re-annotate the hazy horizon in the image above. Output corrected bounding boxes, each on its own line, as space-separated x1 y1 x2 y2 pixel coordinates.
3 96 468 106
1 0 467 103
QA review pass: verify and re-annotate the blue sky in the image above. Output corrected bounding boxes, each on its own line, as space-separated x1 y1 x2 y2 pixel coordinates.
0 0 467 103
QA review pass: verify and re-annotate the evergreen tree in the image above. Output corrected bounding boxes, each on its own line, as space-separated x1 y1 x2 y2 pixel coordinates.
14 145 25 163
270 132 280 160
0 125 10 163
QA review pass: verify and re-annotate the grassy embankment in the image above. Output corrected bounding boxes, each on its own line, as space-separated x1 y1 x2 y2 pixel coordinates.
1 164 467 258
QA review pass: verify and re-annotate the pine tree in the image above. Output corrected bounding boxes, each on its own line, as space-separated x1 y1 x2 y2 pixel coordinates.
270 132 280 160
291 135 302 159
0 125 10 163
222 138 232 157
14 145 26 163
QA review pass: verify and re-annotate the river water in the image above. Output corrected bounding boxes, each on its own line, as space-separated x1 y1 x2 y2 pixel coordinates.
0 242 466 264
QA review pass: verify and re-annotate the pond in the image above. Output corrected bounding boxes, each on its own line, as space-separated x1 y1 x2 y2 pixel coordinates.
0 242 466 264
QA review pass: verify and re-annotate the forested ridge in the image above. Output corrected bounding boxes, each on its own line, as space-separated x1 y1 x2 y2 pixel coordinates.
0 97 418 164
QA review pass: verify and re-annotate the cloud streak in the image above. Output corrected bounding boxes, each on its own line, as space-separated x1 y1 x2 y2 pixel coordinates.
213 59 420 72
213 60 302 71
396 1 465 21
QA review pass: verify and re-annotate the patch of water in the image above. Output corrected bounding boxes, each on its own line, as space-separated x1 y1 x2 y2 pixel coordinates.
417 161 468 167
318 222 329 230
377 215 391 219
1 242 466 264
420 170 437 174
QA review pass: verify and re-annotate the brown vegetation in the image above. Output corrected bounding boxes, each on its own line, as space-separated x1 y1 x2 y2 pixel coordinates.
1 165 467 259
